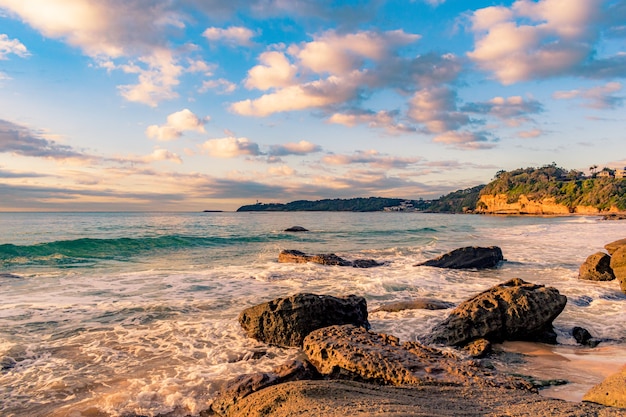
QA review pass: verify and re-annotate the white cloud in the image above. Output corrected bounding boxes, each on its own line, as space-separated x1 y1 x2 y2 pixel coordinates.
268 165 296 176
553 82 623 109
203 26 256 46
407 87 469 133
433 131 496 150
518 128 543 138
328 110 415 134
245 51 297 91
269 140 321 156
322 150 420 169
0 33 29 59
201 137 261 158
143 148 182 164
146 109 208 141
200 78 237 94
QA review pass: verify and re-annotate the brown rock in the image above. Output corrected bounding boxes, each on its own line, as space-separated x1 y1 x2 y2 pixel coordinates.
415 246 504 269
579 252 615 281
605 238 626 256
278 250 382 268
610 246 626 293
303 324 530 389
464 338 492 358
424 278 567 346
238 293 369 348
372 298 455 313
284 226 309 232
583 364 626 408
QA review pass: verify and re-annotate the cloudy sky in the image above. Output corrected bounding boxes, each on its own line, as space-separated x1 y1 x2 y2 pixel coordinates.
0 0 625 211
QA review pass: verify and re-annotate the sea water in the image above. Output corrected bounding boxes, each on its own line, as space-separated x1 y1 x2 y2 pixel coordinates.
1 212 625 416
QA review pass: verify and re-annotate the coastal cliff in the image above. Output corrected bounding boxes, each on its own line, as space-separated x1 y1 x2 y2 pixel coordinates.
475 194 619 215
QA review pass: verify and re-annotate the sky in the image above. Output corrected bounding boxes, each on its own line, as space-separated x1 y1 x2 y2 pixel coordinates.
0 0 625 211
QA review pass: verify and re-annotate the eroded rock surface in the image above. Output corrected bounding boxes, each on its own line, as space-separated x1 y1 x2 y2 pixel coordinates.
372 298 455 313
238 293 369 348
579 252 615 281
583 364 626 408
415 246 504 269
604 238 626 256
609 246 626 293
424 278 567 346
278 250 382 268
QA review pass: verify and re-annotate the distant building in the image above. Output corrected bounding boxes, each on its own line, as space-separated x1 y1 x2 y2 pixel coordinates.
597 170 614 178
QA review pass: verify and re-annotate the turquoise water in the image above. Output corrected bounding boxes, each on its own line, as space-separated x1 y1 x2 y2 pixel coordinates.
1 212 625 416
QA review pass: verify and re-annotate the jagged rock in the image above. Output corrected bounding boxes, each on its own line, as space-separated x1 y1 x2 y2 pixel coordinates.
210 359 319 416
579 252 615 281
572 326 601 348
424 278 567 346
602 214 626 221
583 364 626 408
415 246 504 269
303 324 531 389
278 250 382 268
464 338 492 358
605 238 626 256
372 298 455 313
284 226 309 232
238 293 369 348
609 246 626 294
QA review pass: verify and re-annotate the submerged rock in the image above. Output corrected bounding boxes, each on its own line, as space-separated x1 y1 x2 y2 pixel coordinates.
278 249 383 268
372 298 455 313
415 246 504 269
238 293 369 348
578 252 615 281
424 278 567 347
583 364 626 408
284 226 309 232
572 326 601 348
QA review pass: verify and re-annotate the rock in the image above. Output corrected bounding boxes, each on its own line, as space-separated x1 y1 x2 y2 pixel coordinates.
424 278 567 346
583 364 626 408
605 238 626 256
609 246 626 293
464 338 492 358
284 226 309 232
602 214 626 221
579 252 615 281
303 324 531 389
238 293 369 348
210 359 319 416
372 298 455 313
415 246 504 269
278 250 382 268
572 326 601 348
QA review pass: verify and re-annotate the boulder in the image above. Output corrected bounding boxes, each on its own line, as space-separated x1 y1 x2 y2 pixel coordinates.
424 278 567 346
303 324 531 389
278 250 382 268
578 252 615 281
238 293 369 348
605 238 626 256
572 326 601 348
415 246 504 269
583 364 626 408
372 298 455 313
284 226 309 232
210 359 319 416
609 246 626 293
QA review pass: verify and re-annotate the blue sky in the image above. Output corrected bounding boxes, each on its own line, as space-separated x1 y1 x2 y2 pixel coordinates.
0 0 624 211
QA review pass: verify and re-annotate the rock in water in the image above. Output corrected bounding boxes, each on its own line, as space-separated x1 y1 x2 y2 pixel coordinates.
238 293 369 348
578 252 615 281
609 246 626 294
572 326 601 348
278 249 382 268
604 238 626 256
415 246 504 269
583 364 626 408
424 278 567 346
284 226 309 232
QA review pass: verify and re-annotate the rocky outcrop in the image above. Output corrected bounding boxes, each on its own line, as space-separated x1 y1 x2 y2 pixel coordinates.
211 360 319 416
372 298 455 313
415 246 504 269
583 364 626 408
238 293 369 348
572 326 601 348
579 252 615 281
303 324 530 389
424 278 567 346
477 194 573 215
610 246 626 293
278 249 383 268
284 226 309 232
605 238 626 256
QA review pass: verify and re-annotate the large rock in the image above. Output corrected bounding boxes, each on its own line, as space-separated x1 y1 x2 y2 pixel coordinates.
424 278 567 346
415 246 504 269
238 293 369 348
578 252 615 281
583 364 626 408
372 298 455 313
284 226 309 232
610 246 626 293
278 249 382 268
303 324 531 389
605 238 626 256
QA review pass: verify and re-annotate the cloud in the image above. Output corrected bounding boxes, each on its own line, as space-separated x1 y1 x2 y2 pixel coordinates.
467 0 606 84
433 131 496 150
200 78 237 94
269 140 322 156
328 110 415 134
321 150 420 169
203 26 256 46
463 96 543 119
553 82 623 109
267 165 296 176
245 51 298 91
0 33 29 59
146 109 209 141
518 128 544 138
200 136 262 158
407 87 469 133
142 148 182 164
0 119 93 160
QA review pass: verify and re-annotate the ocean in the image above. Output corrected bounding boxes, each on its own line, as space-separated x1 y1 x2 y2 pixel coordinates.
1 211 625 416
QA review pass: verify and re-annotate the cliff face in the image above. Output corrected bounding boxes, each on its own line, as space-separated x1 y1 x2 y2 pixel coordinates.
476 194 608 215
